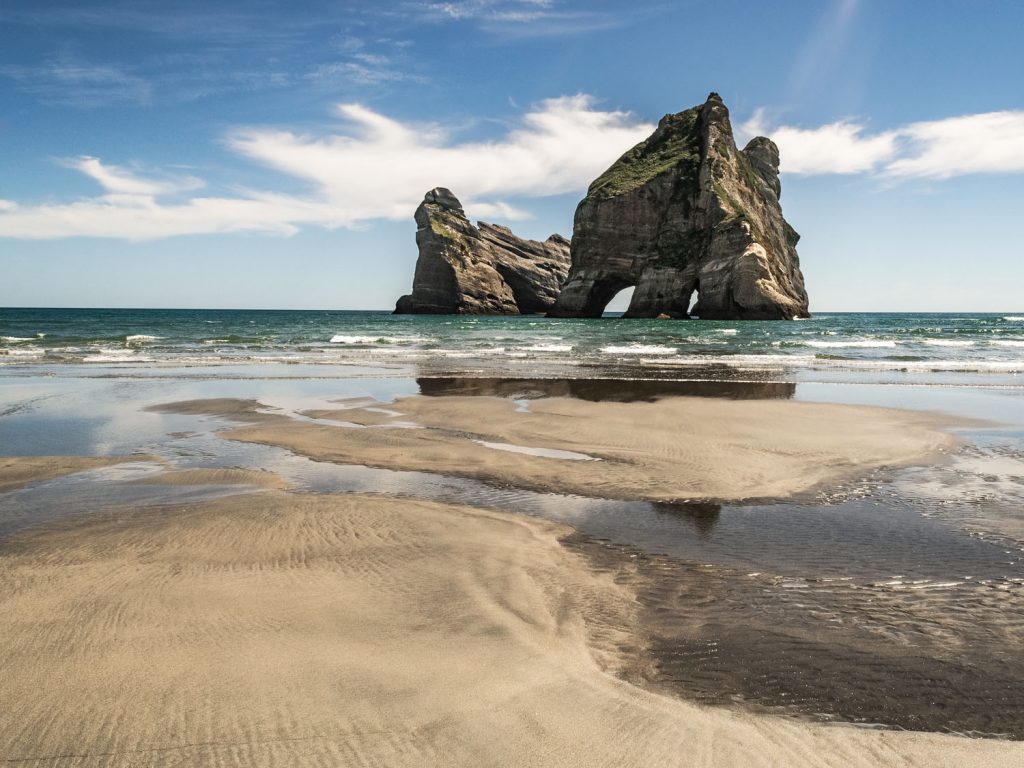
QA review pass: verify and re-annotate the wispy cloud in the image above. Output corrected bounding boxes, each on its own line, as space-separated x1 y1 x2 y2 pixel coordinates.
1 5 388 106
403 0 624 37
306 42 426 89
741 109 1024 179
0 96 653 239
1 56 151 107
60 157 205 196
415 0 556 22
2 2 319 46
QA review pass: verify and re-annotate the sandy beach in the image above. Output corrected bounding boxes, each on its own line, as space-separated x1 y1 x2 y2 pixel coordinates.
157 394 960 502
2 391 1021 765
0 455 155 493
2 485 1021 766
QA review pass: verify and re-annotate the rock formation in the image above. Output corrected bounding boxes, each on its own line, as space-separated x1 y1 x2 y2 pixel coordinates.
549 93 809 319
394 188 570 315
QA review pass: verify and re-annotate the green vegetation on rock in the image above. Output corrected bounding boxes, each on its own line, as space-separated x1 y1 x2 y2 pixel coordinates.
587 108 702 200
429 216 465 244
712 180 742 219
734 151 762 193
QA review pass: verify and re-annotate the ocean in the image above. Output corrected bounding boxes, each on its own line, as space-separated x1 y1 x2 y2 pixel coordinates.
2 307 1024 387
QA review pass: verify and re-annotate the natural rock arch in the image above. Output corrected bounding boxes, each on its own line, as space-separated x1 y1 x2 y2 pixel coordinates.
548 93 809 320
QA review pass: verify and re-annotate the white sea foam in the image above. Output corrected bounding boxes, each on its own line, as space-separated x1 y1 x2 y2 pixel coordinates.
647 354 816 367
125 334 160 346
431 347 509 357
804 340 898 348
329 334 430 345
1 336 34 343
83 348 152 362
992 340 1024 348
1003 316 1024 321
645 353 1024 373
923 339 975 347
717 329 738 335
517 344 573 352
330 335 381 344
0 347 45 358
601 344 677 355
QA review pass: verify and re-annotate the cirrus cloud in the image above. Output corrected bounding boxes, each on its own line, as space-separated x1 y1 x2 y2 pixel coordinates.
62 156 205 196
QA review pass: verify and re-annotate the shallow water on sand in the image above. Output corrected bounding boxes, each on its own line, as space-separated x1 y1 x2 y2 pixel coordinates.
1 368 1023 737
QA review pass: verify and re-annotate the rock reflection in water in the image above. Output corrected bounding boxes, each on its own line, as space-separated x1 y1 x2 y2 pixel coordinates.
416 376 796 402
653 502 722 538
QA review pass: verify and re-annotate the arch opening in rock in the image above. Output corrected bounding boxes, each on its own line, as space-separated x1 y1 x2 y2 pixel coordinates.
602 286 636 316
687 282 700 317
556 276 636 318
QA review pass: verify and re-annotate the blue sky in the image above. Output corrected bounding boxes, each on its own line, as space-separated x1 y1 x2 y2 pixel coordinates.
1 0 1022 311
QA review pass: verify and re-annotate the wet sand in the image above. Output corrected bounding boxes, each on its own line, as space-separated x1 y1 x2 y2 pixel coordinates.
0 455 155 492
2 386 1021 765
568 531 1024 738
2 490 1020 766
155 394 960 503
125 466 289 489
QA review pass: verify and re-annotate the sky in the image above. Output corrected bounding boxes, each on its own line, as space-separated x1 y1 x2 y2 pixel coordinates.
1 0 1022 312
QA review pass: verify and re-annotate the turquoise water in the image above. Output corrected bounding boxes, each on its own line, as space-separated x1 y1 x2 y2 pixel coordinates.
3 308 1024 385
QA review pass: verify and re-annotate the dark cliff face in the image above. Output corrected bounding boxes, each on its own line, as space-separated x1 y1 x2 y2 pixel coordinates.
394 188 570 315
548 93 809 320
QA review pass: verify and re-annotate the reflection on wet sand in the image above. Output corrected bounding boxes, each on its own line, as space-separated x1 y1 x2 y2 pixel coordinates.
653 502 722 537
416 376 797 401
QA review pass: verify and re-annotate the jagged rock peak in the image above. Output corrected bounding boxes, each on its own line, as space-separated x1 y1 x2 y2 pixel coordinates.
549 93 809 320
421 186 464 213
394 188 571 315
742 136 782 198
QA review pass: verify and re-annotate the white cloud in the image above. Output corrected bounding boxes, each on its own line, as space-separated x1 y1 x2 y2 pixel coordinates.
465 200 531 220
742 109 1024 179
228 95 652 221
0 96 652 240
741 109 897 175
0 194 336 241
63 156 205 196
885 111 1024 179
9 96 1021 242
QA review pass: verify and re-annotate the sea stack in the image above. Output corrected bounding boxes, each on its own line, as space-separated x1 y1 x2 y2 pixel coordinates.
394 188 570 314
549 93 809 319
